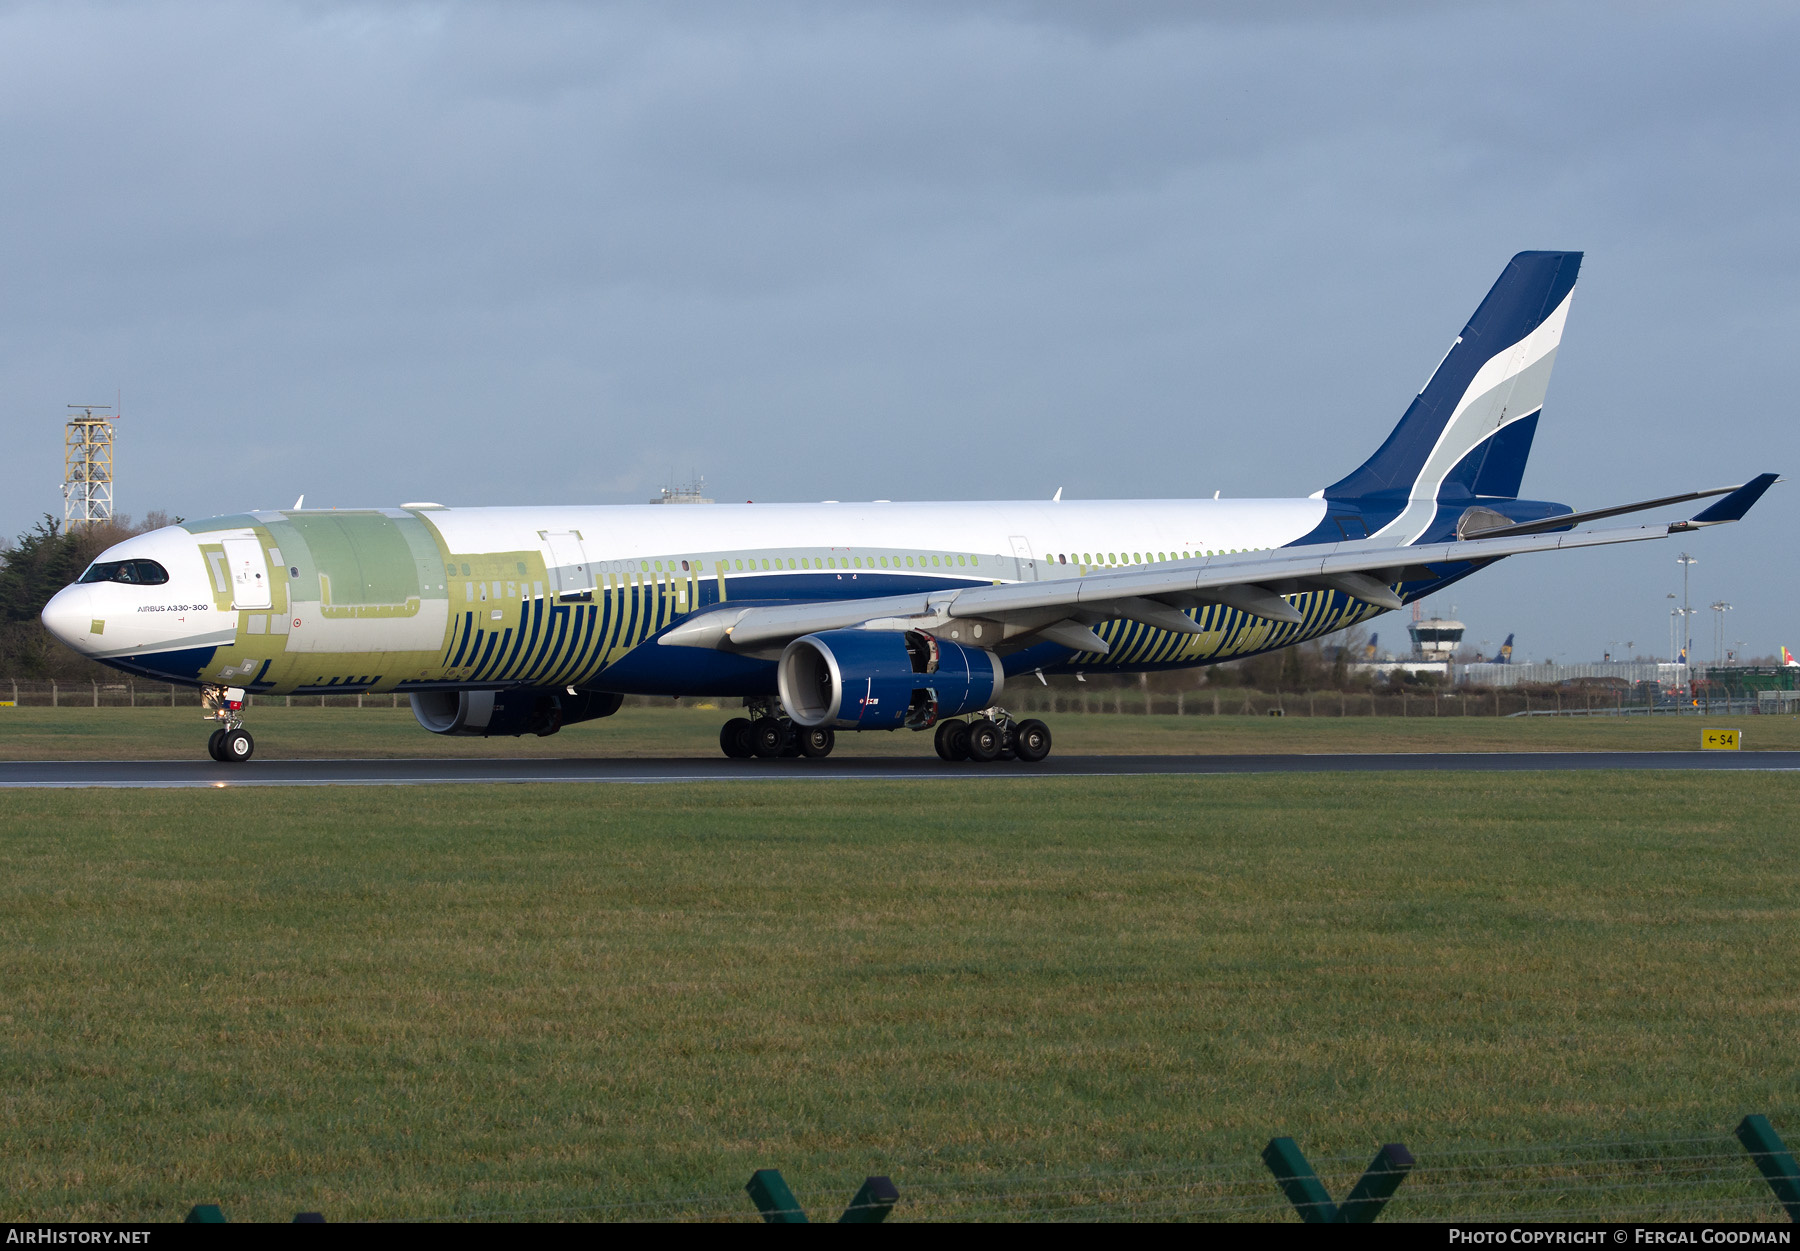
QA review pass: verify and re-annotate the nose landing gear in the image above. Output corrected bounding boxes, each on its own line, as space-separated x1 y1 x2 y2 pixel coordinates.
203 685 255 763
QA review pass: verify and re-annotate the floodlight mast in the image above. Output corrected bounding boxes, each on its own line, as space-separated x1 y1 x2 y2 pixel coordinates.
1676 552 1698 662
62 404 117 529
1710 601 1733 668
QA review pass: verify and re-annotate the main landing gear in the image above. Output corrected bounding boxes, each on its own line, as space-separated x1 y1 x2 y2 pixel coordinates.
934 708 1051 764
719 700 835 760
202 684 255 763
714 701 1052 764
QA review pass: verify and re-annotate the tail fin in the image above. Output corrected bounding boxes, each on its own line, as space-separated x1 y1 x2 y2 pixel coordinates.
1498 633 1514 665
1783 646 1796 667
1325 251 1582 519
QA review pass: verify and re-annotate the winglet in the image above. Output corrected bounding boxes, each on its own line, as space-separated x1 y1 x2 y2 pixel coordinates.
1682 473 1779 527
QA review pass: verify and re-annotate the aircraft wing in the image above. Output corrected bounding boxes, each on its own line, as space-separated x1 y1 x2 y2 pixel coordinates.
660 474 1778 656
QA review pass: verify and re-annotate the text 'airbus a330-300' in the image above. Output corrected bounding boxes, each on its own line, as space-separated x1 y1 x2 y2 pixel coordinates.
41 252 1778 763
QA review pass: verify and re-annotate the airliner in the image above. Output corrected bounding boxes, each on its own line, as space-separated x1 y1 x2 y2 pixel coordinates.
40 251 1776 763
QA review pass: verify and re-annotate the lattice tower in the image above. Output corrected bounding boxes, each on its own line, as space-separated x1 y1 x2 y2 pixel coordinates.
63 405 115 527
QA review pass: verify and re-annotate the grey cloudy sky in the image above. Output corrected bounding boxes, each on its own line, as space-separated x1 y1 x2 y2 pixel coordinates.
3 0 1795 662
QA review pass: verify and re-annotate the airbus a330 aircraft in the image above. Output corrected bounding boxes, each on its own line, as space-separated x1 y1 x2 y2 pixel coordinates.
41 251 1776 764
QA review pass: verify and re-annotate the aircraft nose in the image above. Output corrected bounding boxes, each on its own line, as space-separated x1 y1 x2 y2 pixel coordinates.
41 584 97 652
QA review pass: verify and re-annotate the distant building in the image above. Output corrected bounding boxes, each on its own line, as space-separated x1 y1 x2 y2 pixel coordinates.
1351 660 1450 679
1456 661 1688 689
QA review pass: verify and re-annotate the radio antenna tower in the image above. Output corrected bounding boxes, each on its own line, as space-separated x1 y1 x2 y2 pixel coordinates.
62 404 117 528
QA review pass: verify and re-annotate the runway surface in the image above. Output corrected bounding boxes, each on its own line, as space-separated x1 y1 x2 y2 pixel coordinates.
3 751 1799 787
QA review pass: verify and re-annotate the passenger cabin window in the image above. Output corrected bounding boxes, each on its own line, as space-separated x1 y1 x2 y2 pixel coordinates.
79 559 169 586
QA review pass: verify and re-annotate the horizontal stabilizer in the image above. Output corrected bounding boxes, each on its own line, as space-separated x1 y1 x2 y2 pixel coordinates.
1462 479 1774 540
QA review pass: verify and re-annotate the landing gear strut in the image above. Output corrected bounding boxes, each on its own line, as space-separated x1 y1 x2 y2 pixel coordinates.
934 708 1051 764
719 699 835 761
203 685 255 763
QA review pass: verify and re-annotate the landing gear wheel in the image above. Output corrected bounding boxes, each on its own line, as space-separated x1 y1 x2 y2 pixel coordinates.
220 729 254 763
945 721 972 761
965 718 1004 763
750 719 786 759
207 728 227 761
798 726 835 758
1014 719 1052 763
933 720 962 761
720 718 754 759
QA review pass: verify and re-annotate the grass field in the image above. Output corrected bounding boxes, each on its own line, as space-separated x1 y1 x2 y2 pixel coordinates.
3 773 1798 1221
3 704 1797 760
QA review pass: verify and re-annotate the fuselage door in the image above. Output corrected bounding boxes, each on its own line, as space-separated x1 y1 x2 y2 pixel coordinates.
1008 535 1038 581
541 531 593 595
221 537 272 609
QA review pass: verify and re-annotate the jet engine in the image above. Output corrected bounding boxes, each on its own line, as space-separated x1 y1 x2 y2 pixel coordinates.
777 629 1003 730
410 687 624 737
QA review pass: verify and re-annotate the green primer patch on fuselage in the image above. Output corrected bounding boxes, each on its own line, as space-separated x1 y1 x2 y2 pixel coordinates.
290 513 426 607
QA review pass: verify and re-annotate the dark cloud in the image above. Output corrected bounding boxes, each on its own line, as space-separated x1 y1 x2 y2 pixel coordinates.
2 0 1794 660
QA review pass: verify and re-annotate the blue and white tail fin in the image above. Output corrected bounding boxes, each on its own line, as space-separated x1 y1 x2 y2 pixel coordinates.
1320 251 1582 543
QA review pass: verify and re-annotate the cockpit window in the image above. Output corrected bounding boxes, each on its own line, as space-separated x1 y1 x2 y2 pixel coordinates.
78 559 170 586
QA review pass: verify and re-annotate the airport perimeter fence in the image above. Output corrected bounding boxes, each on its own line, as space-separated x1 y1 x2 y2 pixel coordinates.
0 678 407 709
1 678 1787 719
1005 686 1786 719
175 1116 1800 1224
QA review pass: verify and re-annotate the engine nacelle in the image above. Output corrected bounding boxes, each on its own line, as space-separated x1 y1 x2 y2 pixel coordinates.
778 629 1003 730
410 688 624 737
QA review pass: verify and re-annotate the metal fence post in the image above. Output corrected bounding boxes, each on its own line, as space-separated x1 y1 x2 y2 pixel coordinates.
1337 1144 1415 1223
839 1176 899 1223
1736 1114 1800 1221
745 1169 808 1223
51 680 57 708
1261 1138 1337 1223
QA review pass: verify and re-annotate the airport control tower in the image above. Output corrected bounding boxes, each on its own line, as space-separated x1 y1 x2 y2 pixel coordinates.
1408 606 1465 660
